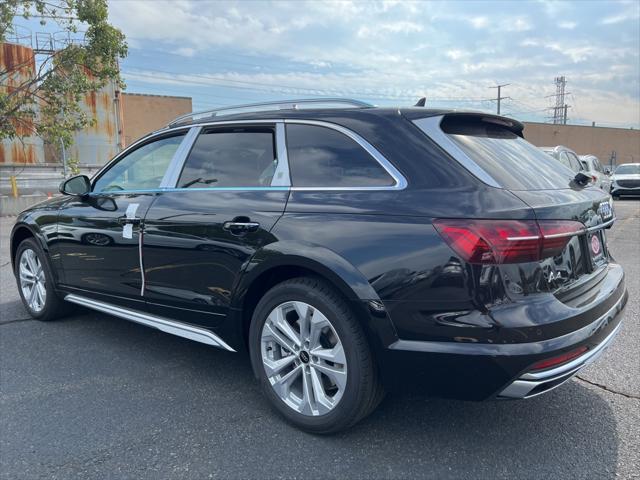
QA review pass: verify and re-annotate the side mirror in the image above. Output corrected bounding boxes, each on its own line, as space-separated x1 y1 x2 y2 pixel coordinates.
603 167 611 175
60 175 91 196
573 172 592 187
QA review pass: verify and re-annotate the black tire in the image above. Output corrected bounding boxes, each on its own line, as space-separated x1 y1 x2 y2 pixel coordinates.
249 276 384 434
14 238 71 321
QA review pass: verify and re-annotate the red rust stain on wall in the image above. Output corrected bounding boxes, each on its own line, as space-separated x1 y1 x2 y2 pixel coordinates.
10 143 36 164
1 43 36 88
85 91 98 117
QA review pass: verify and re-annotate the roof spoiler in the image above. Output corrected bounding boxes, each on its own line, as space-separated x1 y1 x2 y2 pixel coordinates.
442 112 525 137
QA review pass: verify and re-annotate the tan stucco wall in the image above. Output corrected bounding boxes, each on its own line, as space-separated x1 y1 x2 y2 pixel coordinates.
122 93 192 146
523 122 640 166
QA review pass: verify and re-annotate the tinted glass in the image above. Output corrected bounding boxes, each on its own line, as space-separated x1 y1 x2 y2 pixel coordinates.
559 152 572 170
93 133 185 192
566 152 582 172
615 164 640 174
442 117 575 190
286 124 394 187
593 158 603 172
178 128 276 188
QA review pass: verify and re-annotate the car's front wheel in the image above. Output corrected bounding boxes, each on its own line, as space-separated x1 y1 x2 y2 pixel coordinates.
14 238 70 321
249 277 383 434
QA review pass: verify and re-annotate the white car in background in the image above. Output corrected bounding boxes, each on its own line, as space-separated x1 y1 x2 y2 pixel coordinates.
611 163 640 198
579 154 612 192
539 145 585 174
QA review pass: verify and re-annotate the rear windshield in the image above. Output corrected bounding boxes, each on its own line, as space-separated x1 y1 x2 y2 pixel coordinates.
441 116 575 190
615 164 640 175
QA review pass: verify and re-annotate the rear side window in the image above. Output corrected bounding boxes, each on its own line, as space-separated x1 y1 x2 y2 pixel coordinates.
285 124 395 187
441 116 575 190
178 128 276 188
566 152 582 172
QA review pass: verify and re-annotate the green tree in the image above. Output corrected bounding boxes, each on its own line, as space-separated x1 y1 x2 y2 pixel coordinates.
0 0 127 161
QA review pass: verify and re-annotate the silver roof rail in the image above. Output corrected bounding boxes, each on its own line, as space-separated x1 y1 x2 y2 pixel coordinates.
167 98 373 128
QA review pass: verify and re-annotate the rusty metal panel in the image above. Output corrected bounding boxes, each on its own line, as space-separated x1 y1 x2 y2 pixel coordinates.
0 42 45 164
66 75 120 166
1 41 119 166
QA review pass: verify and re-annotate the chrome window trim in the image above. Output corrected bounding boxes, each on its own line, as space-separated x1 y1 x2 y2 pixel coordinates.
160 126 201 188
412 116 502 189
65 293 236 352
91 118 407 193
283 119 407 191
90 127 192 189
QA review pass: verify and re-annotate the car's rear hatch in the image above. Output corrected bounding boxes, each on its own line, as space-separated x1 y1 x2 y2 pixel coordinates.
412 112 616 299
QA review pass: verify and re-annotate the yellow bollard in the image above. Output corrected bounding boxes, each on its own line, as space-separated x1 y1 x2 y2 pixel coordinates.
10 176 19 198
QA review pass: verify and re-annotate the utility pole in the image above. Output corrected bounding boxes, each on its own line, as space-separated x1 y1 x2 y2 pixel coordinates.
489 83 510 115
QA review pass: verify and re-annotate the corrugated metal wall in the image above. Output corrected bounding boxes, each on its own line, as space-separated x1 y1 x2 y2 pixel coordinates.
1 41 120 167
0 42 45 164
66 70 120 165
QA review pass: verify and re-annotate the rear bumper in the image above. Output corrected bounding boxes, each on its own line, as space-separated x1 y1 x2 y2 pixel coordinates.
380 265 627 400
498 312 623 399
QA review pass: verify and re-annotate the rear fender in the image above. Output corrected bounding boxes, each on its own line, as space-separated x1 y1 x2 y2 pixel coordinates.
231 240 399 351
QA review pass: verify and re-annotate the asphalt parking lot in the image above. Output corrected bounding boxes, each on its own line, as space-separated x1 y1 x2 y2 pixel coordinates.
1 200 638 480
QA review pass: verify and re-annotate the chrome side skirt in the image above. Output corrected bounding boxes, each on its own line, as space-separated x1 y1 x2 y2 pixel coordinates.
64 294 236 352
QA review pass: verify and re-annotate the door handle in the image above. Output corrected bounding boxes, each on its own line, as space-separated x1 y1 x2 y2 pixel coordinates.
118 216 141 226
223 221 260 233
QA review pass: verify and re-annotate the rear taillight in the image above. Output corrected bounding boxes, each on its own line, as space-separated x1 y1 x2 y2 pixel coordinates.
433 219 585 264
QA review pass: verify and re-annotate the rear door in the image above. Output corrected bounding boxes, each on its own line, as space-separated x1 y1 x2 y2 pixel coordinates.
141 122 289 327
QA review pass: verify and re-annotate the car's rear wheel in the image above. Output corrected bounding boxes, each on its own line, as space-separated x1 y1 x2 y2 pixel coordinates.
249 277 383 434
15 238 70 321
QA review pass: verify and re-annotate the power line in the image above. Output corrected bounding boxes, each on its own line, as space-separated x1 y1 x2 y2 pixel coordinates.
122 68 492 104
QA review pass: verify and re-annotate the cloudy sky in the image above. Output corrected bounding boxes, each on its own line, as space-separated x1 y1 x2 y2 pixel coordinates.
17 0 640 127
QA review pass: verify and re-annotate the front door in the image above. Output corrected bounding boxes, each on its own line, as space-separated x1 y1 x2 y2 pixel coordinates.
141 124 289 327
55 130 189 309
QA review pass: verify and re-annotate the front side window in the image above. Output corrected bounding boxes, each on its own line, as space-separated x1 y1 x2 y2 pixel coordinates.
285 124 395 188
93 133 186 192
178 128 276 188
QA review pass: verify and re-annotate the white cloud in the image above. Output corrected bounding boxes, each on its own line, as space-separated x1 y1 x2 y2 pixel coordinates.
446 49 468 60
559 21 577 29
107 0 640 127
357 21 423 38
468 16 489 29
171 47 197 58
506 17 532 32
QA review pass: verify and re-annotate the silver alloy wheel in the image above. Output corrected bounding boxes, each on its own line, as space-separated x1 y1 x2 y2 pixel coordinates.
19 248 46 313
260 301 347 416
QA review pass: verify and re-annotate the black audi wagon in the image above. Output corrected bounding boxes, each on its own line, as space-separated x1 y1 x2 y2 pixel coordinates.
11 99 627 433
